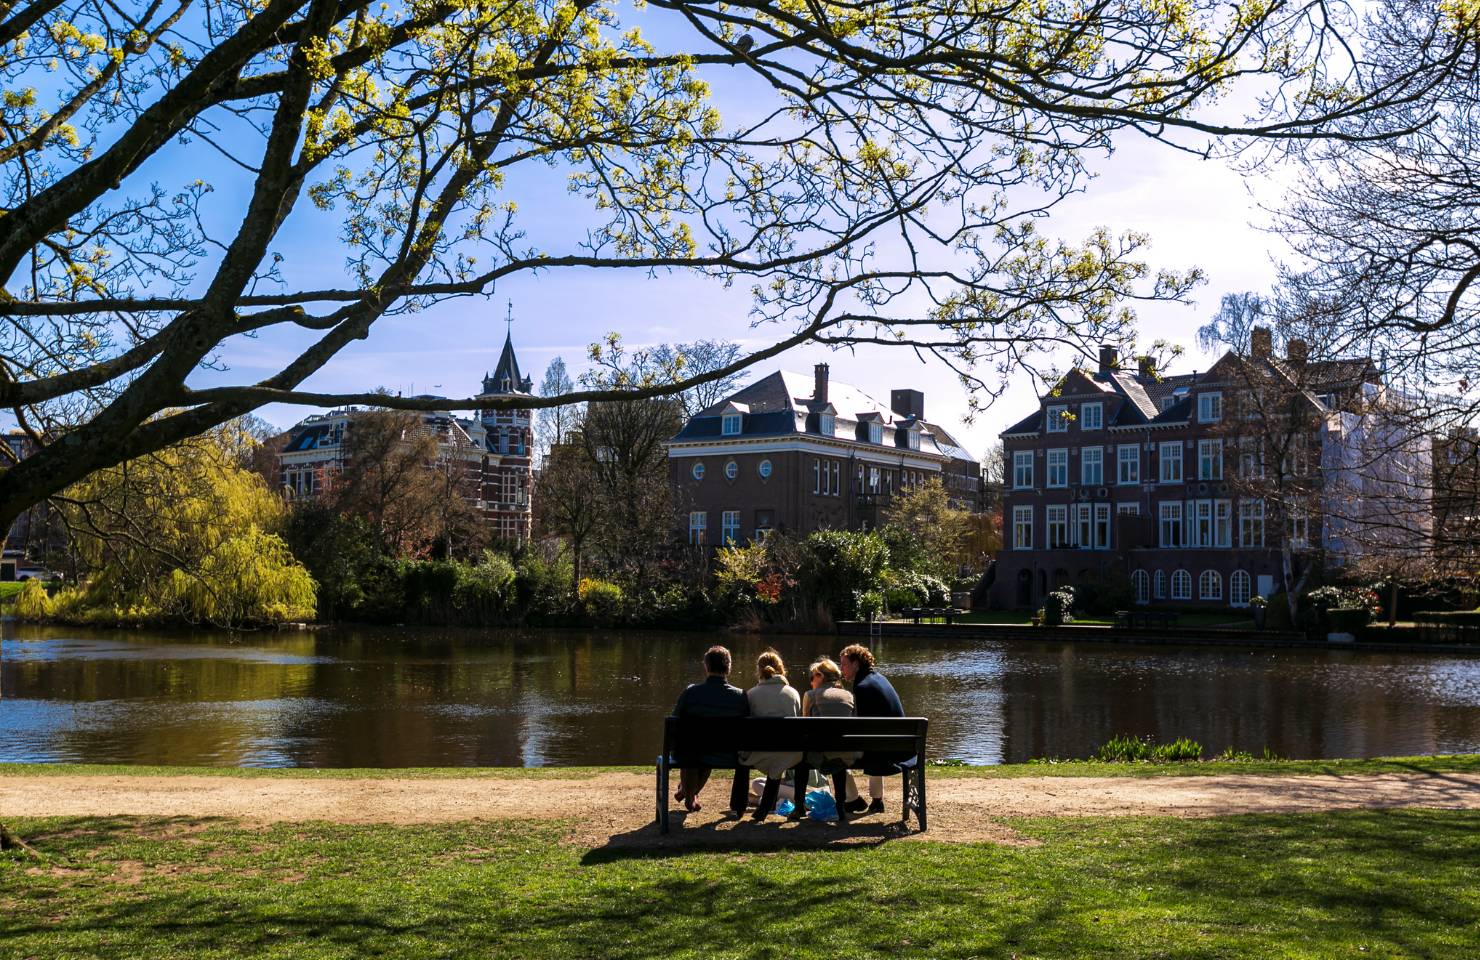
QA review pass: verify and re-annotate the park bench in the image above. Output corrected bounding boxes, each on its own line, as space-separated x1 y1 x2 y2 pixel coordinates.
904 606 959 624
656 715 929 834
1113 609 1180 630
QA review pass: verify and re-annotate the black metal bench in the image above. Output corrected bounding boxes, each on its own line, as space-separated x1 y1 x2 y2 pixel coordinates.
905 606 958 624
1114 610 1180 630
656 715 929 834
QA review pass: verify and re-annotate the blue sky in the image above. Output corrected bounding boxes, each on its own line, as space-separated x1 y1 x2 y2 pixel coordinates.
140 6 1293 461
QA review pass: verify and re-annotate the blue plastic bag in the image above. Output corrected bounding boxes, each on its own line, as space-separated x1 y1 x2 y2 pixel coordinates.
804 789 838 822
776 799 796 817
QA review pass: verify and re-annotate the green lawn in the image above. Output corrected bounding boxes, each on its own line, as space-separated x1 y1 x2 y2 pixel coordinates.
5 753 1480 780
5 810 1478 958
943 610 1256 629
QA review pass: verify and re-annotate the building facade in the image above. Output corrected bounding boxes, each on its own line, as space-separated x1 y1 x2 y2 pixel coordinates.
277 331 536 542
667 364 984 545
991 332 1429 609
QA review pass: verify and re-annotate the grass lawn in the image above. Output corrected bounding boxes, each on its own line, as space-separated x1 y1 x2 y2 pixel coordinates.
4 754 1480 781
946 610 1255 629
5 810 1479 958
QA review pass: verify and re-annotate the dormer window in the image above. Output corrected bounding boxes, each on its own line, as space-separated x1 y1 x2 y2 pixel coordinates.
818 413 835 436
868 422 883 444
722 413 742 436
907 429 921 451
1081 402 1103 431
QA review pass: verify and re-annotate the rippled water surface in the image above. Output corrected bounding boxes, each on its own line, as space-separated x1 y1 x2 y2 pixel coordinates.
4 623 1480 766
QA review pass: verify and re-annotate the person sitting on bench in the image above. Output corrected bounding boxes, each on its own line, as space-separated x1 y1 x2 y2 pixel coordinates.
741 649 803 821
840 643 906 814
802 657 864 817
672 645 750 815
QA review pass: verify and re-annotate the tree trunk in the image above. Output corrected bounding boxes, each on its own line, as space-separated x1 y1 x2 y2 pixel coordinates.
1388 577 1399 629
0 820 41 858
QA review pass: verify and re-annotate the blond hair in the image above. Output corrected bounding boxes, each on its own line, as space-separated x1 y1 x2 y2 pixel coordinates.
756 648 787 681
839 644 875 670
809 657 842 682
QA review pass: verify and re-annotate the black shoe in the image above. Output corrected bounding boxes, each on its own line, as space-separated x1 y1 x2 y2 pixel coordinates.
845 798 868 814
867 798 885 815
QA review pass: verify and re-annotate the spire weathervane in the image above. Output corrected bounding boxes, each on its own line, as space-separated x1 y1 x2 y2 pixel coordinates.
505 300 514 336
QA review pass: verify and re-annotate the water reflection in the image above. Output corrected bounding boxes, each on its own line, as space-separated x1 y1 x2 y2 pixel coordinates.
3 622 1480 766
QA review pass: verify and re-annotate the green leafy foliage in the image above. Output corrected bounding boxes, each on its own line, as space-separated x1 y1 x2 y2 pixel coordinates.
1095 735 1205 763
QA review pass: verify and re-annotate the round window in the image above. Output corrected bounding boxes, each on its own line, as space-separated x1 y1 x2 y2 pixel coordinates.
724 460 739 480
691 462 705 481
758 459 773 479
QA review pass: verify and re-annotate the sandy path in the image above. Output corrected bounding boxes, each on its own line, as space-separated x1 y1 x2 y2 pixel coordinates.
7 771 1480 846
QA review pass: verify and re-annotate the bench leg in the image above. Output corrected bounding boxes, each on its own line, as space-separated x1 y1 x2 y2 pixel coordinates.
900 770 912 826
657 757 670 834
915 764 927 832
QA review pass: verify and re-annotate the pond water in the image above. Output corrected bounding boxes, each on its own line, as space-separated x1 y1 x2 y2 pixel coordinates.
4 623 1480 767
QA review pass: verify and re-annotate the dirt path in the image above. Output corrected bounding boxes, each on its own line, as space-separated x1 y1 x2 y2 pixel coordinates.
8 771 1480 847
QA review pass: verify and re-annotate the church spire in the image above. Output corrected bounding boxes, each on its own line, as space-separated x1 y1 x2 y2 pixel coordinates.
484 302 531 395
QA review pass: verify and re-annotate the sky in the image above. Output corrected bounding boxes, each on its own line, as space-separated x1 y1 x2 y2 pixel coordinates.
147 5 1297 462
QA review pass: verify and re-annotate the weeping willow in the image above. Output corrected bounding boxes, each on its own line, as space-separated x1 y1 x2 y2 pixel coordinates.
51 423 316 626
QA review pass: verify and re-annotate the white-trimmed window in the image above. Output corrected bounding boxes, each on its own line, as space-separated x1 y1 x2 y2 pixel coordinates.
868 466 881 494
812 458 822 494
906 429 921 450
1093 503 1111 549
1239 498 1265 547
1215 499 1232 548
691 462 706 481
1082 446 1103 485
1199 569 1222 600
868 422 884 444
1117 445 1139 484
1012 505 1034 550
688 511 707 545
1047 448 1068 488
818 413 835 436
1153 570 1167 600
1159 501 1183 548
1194 500 1214 547
1013 450 1034 489
1172 569 1192 600
1047 504 1070 548
1198 392 1222 423
725 460 739 481
1132 570 1150 605
1159 442 1183 483
1081 402 1103 430
721 510 741 544
1230 570 1252 607
1046 404 1068 433
1290 507 1310 548
1198 438 1223 480
1075 503 1094 549
722 413 742 436
1116 502 1140 515
1239 439 1265 480
758 459 773 480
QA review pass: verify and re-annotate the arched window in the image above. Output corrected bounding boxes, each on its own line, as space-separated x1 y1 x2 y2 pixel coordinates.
1132 570 1150 605
1154 570 1166 600
1199 569 1222 601
1230 570 1252 606
1172 569 1192 600
724 460 739 481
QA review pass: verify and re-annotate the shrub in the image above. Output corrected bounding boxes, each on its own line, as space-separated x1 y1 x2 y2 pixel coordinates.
513 550 572 619
796 529 889 620
577 577 624 624
13 578 52 620
1043 587 1074 626
855 590 885 622
452 551 517 624
161 529 317 625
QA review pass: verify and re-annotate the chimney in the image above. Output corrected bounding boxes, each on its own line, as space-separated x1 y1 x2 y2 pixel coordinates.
1098 344 1119 375
1137 355 1156 379
891 388 925 421
1287 338 1309 364
813 363 829 404
1251 325 1273 360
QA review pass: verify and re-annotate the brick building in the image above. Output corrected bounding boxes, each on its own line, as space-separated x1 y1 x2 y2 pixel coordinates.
667 364 984 545
991 330 1429 609
277 331 536 542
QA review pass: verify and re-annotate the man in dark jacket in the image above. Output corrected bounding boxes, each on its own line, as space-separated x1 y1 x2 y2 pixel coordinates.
839 643 905 814
672 645 750 815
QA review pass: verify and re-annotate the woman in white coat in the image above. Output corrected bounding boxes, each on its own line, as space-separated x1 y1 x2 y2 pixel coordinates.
741 648 802 820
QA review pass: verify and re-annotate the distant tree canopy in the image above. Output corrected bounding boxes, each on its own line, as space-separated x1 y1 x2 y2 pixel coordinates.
0 0 1458 536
